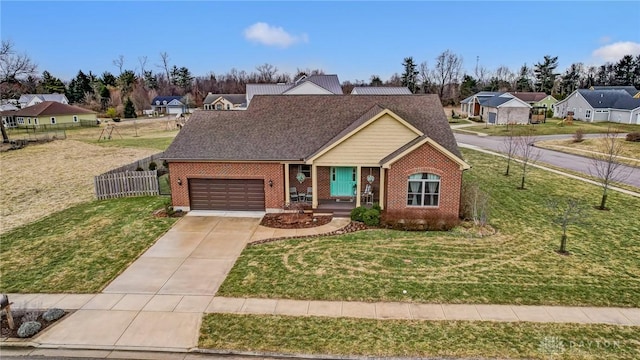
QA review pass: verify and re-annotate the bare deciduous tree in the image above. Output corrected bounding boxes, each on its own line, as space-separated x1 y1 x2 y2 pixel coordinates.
516 129 541 189
158 52 171 83
256 63 278 83
418 61 431 93
432 49 463 100
501 128 518 176
548 197 586 254
0 40 37 142
589 128 630 210
112 55 124 75
137 56 148 78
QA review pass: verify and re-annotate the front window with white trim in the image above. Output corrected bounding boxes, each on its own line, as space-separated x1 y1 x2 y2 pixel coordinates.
407 173 440 207
73 115 78 122
50 117 56 124
585 110 591 119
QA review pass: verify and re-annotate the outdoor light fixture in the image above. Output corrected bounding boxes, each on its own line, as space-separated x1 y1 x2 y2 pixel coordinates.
177 178 182 186
268 179 273 187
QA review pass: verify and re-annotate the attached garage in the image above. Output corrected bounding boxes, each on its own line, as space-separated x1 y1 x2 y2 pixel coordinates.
188 178 265 211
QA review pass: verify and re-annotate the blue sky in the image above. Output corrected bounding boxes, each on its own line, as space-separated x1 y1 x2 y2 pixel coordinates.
2 1 639 82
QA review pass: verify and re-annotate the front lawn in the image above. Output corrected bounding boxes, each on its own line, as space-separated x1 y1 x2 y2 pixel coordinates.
85 137 175 151
200 314 640 359
457 119 640 136
0 196 177 293
217 149 640 306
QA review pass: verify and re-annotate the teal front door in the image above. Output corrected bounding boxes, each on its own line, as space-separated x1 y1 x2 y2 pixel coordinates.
330 167 356 196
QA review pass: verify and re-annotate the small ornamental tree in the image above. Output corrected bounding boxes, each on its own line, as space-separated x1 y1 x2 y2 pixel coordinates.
548 197 586 254
124 97 137 118
516 129 541 189
501 127 518 176
589 127 630 210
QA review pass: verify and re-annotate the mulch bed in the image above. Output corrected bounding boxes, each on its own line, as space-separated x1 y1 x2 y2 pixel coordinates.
250 220 369 246
1 309 69 339
260 212 332 229
153 209 186 218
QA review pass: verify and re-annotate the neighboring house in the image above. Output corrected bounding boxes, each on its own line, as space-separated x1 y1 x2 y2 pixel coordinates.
18 93 69 109
245 74 343 106
151 96 186 115
460 91 502 117
202 93 246 110
0 104 19 128
351 87 412 95
0 101 96 127
553 89 640 124
460 92 531 124
480 94 532 125
511 92 558 109
163 95 470 219
590 86 640 97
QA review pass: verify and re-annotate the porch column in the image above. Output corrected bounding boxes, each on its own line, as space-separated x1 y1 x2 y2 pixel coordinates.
355 166 362 207
379 167 385 210
284 163 290 204
312 164 318 208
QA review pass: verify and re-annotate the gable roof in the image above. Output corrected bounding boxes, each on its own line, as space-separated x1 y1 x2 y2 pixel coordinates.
380 135 470 170
482 95 531 108
590 86 639 97
163 95 462 162
246 74 343 103
611 96 640 111
0 104 18 112
18 93 68 104
203 93 245 105
460 91 503 104
4 101 95 117
510 92 548 102
246 84 292 102
301 75 343 94
351 87 412 95
578 89 633 109
151 96 183 105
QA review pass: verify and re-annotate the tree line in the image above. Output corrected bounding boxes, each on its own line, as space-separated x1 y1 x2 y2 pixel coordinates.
2 40 639 117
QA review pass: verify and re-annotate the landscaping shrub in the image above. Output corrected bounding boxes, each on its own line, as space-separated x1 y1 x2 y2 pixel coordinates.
148 161 157 171
17 321 41 338
381 210 459 231
42 308 65 322
361 208 380 226
350 206 367 222
164 199 175 217
573 128 584 143
135 166 144 171
626 132 640 142
546 109 553 119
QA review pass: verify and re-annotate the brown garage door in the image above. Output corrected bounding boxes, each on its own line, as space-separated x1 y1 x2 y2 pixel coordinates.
189 179 265 211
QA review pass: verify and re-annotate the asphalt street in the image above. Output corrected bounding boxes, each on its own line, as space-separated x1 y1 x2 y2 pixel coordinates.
454 133 640 189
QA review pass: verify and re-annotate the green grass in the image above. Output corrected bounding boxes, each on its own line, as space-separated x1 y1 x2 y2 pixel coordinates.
83 137 174 151
0 196 177 293
158 173 171 194
200 314 640 359
458 119 640 136
217 149 640 306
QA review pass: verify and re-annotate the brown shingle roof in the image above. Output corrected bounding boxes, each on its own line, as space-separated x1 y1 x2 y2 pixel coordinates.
163 95 461 161
7 101 96 117
510 92 548 102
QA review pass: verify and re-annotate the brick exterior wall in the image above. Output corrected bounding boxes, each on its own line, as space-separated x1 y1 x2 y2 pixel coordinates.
288 165 313 194
361 167 380 203
168 162 284 210
317 167 331 199
386 142 463 218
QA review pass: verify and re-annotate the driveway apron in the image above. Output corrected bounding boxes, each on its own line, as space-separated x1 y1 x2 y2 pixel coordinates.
36 216 259 351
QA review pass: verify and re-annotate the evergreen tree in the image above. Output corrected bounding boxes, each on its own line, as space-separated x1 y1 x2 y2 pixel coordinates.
38 70 66 94
515 64 533 92
614 55 636 86
459 75 478 99
401 57 419 93
533 55 559 94
124 97 136 118
370 75 383 86
101 71 117 87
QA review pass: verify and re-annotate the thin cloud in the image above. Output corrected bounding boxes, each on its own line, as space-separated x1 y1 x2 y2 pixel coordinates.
598 35 611 44
592 41 640 62
243 22 308 48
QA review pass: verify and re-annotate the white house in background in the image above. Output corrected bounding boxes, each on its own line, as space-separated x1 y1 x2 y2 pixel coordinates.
245 74 343 106
553 89 640 124
480 93 532 125
150 96 187 115
460 91 502 117
351 87 412 95
18 93 69 108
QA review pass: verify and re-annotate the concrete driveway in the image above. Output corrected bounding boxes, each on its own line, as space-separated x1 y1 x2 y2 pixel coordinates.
104 216 260 296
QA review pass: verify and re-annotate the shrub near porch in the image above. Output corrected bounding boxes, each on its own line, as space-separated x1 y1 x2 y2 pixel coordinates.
217 149 640 306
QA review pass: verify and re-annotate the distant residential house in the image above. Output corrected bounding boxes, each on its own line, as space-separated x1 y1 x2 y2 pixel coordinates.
202 93 246 110
1 101 96 128
511 92 558 109
151 96 186 115
0 104 19 128
553 88 640 124
245 74 343 106
460 92 531 124
18 93 69 109
590 86 640 97
351 87 412 95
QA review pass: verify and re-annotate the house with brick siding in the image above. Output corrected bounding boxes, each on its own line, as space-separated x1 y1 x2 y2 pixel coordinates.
163 94 470 218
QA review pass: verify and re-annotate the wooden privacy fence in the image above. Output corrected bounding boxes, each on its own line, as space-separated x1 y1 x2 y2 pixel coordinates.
94 170 159 200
